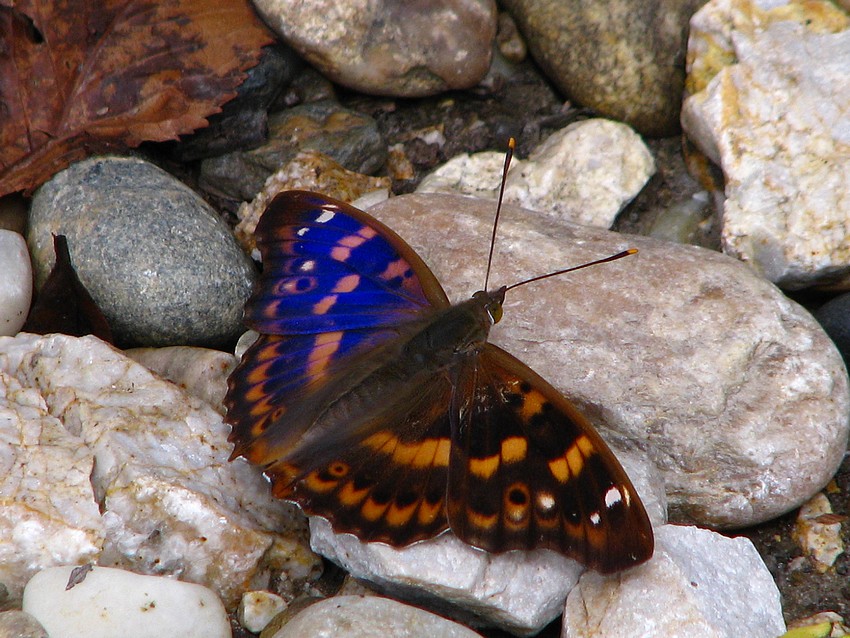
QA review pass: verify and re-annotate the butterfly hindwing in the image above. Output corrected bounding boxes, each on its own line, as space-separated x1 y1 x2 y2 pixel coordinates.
267 373 456 545
447 344 653 573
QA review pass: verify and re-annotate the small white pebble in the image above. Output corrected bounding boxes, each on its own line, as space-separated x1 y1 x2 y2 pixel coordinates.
0 230 32 336
238 590 288 633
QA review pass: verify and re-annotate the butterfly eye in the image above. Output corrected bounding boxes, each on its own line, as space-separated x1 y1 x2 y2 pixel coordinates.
487 302 503 324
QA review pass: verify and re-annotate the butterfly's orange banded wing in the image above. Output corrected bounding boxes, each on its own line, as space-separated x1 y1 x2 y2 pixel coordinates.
448 343 653 573
277 374 455 545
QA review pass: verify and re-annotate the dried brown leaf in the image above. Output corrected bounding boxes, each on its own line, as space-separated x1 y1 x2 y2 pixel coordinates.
0 0 273 195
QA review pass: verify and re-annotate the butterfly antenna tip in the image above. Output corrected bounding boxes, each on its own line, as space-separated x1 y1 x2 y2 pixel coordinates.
505 248 638 293
484 137 516 292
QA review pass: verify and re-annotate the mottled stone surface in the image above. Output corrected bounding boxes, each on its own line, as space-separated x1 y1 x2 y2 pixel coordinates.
563 525 785 638
28 156 256 347
253 0 497 97
682 0 850 289
200 101 386 202
270 595 484 638
502 0 705 136
360 193 850 529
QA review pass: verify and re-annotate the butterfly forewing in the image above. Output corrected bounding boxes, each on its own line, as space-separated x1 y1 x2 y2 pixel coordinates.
246 190 449 335
226 190 451 465
447 344 653 573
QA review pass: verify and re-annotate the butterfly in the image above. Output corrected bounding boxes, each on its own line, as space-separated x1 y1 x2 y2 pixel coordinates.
224 189 654 573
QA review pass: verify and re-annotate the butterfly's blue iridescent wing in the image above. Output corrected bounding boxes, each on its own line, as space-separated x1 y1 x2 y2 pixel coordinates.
226 190 451 469
246 190 449 335
446 343 654 573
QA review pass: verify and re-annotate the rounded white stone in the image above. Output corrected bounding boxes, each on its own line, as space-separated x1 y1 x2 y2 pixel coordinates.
417 120 655 229
22 565 229 638
0 230 32 336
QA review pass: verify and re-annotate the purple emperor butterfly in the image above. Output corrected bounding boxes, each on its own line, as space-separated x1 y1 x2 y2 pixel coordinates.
225 190 654 573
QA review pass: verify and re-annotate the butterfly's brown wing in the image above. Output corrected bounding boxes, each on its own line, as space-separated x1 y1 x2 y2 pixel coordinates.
447 343 654 573
269 371 455 545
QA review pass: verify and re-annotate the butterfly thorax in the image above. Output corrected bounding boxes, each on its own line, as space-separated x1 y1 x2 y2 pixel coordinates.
402 286 507 363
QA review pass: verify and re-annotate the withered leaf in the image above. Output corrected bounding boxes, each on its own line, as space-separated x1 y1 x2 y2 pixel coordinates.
0 0 273 196
23 234 114 342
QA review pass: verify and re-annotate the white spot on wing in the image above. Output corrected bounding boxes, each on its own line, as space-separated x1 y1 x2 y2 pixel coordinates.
537 493 555 511
590 511 601 526
316 211 336 223
605 486 623 509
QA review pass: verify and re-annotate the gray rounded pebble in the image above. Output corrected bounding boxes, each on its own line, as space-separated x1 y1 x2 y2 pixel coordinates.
269 595 483 638
28 156 256 347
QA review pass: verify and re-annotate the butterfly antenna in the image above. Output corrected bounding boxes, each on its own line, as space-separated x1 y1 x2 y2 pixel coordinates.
484 137 516 292
505 248 638 293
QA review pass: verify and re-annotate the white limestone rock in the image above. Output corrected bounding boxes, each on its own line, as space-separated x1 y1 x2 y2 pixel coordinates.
362 194 850 529
503 119 655 228
418 119 655 229
681 0 850 289
417 152 511 200
268 595 484 638
125 346 237 415
22 565 229 638
562 525 786 638
0 333 320 609
0 230 32 336
0 371 103 604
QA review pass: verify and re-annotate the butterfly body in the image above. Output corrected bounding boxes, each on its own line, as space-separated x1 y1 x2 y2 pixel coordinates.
225 190 654 573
